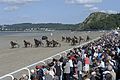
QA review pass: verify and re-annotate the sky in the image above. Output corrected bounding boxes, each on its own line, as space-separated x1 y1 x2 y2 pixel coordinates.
0 0 120 25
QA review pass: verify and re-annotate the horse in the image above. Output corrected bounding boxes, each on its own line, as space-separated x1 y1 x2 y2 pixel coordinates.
52 40 61 47
34 39 44 47
66 37 72 43
74 36 78 40
86 35 91 41
79 36 85 44
71 38 76 46
46 39 53 47
62 36 65 41
23 40 33 48
10 41 20 48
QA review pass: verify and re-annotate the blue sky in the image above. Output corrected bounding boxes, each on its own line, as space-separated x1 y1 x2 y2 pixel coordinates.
0 0 120 24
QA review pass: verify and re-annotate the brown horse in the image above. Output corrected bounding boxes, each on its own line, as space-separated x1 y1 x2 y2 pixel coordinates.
23 40 33 48
66 37 72 43
46 39 53 47
10 41 20 48
71 38 77 46
46 39 61 47
79 36 85 44
34 38 44 47
52 40 61 47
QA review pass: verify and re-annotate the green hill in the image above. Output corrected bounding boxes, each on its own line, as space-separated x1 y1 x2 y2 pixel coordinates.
78 12 120 30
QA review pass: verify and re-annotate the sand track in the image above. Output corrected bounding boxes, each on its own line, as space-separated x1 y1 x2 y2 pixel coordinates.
0 31 107 78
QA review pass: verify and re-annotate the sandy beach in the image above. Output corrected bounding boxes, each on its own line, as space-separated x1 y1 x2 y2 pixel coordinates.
0 31 107 79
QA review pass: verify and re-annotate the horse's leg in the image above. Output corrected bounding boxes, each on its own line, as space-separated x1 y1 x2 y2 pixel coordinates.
11 44 14 48
24 44 27 48
79 39 81 44
34 44 37 48
46 43 49 47
31 44 33 47
41 42 44 47
36 43 38 47
59 43 61 47
17 44 20 48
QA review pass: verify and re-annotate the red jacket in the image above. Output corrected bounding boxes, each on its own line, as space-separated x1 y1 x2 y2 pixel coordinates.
84 57 90 64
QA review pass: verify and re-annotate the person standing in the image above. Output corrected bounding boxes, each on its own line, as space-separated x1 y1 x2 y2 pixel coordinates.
54 60 62 80
64 59 70 80
84 55 90 73
77 59 83 80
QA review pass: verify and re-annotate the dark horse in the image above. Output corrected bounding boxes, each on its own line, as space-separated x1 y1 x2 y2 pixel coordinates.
46 39 53 47
46 39 61 47
34 39 44 47
52 40 61 47
71 38 77 46
62 36 65 41
23 40 33 48
74 36 78 40
10 41 20 48
66 37 72 43
86 35 91 41
79 36 85 44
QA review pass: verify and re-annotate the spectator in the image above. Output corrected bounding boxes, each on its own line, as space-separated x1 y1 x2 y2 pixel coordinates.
63 59 70 80
84 55 90 73
36 65 44 80
77 58 82 80
30 69 39 80
54 60 62 80
107 65 116 80
19 74 29 80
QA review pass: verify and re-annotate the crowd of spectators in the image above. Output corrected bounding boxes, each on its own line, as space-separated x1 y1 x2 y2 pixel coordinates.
14 31 120 80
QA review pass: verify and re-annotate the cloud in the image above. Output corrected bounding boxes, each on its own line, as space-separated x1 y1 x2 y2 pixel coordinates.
100 10 106 13
0 0 40 11
0 0 39 5
4 6 19 11
107 10 118 14
84 4 93 8
66 0 102 4
100 10 118 14
89 7 99 12
65 0 119 14
65 0 102 13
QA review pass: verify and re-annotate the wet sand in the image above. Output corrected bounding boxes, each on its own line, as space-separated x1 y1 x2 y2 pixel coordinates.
0 31 107 79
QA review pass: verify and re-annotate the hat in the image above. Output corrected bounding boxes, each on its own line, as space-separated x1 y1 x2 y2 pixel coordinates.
107 56 111 60
22 74 26 77
107 65 112 71
91 71 96 75
31 69 35 73
35 65 42 69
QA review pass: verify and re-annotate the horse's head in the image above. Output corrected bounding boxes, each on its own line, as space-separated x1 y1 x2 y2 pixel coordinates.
10 41 14 44
23 40 26 42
